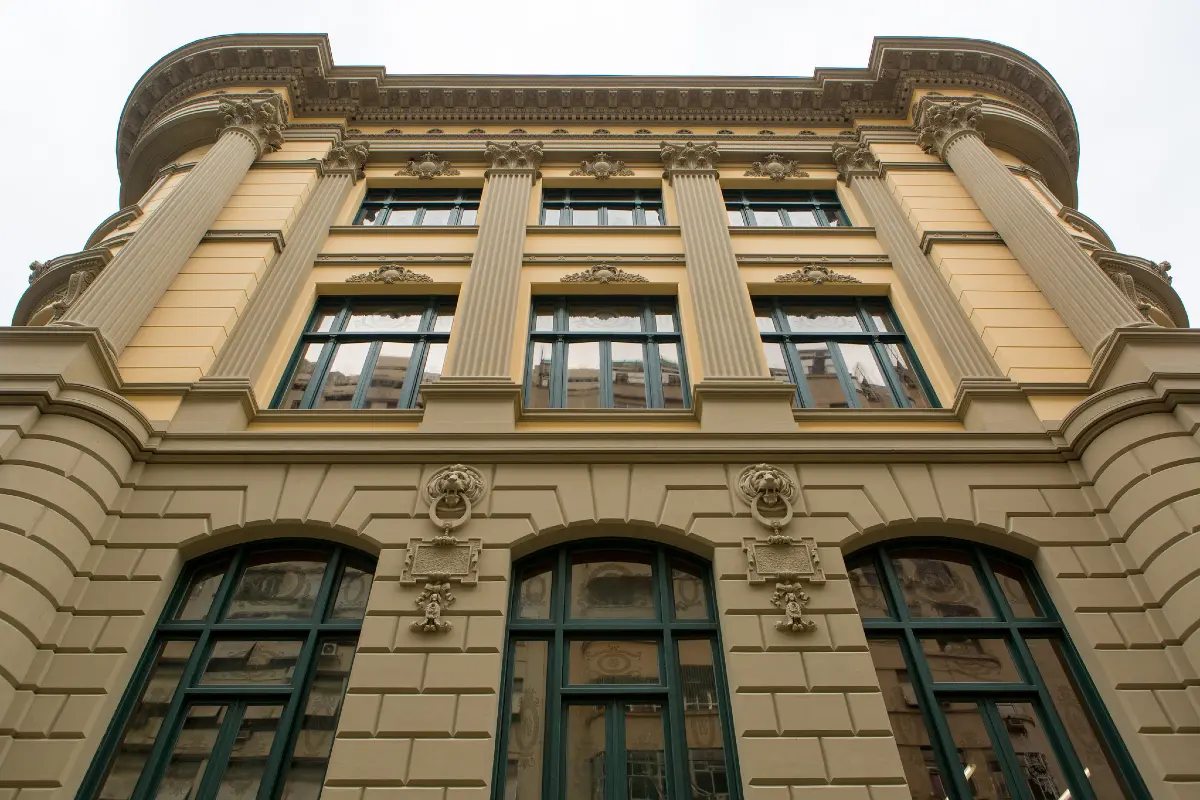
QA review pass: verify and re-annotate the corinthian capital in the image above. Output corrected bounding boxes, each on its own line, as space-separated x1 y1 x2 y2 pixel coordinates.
831 142 881 183
217 95 288 155
914 97 983 158
323 140 370 181
660 141 720 172
484 141 544 171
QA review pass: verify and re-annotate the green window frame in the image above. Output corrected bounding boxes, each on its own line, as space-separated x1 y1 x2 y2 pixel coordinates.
724 189 848 227
755 297 937 409
494 540 742 800
77 540 375 800
848 540 1149 800
525 297 690 410
273 296 454 410
541 189 664 226
354 188 480 226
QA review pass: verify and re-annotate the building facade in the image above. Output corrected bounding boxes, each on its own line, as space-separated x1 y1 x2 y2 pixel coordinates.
2 32 1198 800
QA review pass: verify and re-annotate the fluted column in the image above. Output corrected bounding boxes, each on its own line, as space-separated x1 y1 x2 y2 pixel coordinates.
61 95 288 354
207 141 369 381
661 142 767 378
833 142 1004 384
915 98 1144 355
443 141 543 378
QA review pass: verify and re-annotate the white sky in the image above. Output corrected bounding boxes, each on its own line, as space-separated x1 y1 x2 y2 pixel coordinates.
2 0 1197 327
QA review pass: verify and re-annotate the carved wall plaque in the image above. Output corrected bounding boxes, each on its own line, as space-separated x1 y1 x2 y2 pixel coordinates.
743 535 824 584
400 538 482 586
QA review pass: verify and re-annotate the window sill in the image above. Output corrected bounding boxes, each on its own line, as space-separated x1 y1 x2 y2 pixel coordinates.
791 407 955 422
254 408 425 423
328 225 480 234
728 226 876 236
520 408 696 423
525 225 682 235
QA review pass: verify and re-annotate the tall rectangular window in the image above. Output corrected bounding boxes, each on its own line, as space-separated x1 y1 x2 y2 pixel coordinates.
274 297 453 410
526 298 688 409
756 297 935 409
541 189 663 226
354 189 480 226
725 189 848 227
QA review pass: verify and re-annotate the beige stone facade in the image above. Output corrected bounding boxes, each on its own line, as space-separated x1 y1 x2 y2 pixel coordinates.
2 33 1198 800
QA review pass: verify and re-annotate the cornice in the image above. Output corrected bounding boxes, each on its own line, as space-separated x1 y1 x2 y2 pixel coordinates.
1058 206 1115 250
201 229 286 253
919 230 1005 254
85 205 143 249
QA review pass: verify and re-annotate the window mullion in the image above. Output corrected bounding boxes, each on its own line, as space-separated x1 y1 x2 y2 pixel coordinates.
785 341 814 408
645 340 663 409
399 341 428 410
903 629 974 800
349 341 383 409
871 340 910 408
601 340 614 408
193 701 249 800
978 700 1038 800
826 341 861 409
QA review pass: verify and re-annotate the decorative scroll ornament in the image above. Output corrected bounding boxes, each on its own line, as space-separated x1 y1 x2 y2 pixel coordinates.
396 152 459 179
345 265 433 284
560 264 649 284
744 154 809 181
771 574 817 633
775 265 860 285
323 140 370 180
34 266 103 323
831 142 881 183
217 95 287 154
27 260 47 284
1105 269 1162 322
411 575 455 633
425 464 488 536
571 152 634 180
660 141 720 172
915 98 984 158
484 140 545 170
737 463 798 533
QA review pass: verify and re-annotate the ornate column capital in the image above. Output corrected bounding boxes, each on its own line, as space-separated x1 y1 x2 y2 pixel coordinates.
484 140 544 173
322 139 370 181
914 97 984 159
831 142 881 183
217 95 288 157
660 141 720 177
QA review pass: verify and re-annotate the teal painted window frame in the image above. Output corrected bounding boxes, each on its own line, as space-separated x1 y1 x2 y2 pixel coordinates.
354 188 481 226
723 189 848 227
849 539 1150 800
493 540 742 800
540 189 664 226
271 296 454 410
76 540 375 800
755 296 939 409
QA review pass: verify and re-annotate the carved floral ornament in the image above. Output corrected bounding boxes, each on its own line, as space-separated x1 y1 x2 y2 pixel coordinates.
571 152 634 180
323 139 370 179
485 140 545 170
660 141 719 172
744 154 809 181
560 264 649 284
217 95 287 154
775 264 860 285
915 97 984 158
345 265 433 284
830 141 881 183
396 152 459 179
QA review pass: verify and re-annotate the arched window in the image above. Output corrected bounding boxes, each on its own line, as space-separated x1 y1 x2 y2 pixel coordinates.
496 541 739 800
80 541 374 800
848 540 1148 800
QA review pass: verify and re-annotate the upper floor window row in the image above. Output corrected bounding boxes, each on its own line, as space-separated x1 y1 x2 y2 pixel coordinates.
355 188 480 226
541 189 664 226
725 189 848 227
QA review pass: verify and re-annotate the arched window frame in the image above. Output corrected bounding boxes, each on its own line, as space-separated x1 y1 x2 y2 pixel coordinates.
493 539 743 800
78 539 375 800
849 538 1150 800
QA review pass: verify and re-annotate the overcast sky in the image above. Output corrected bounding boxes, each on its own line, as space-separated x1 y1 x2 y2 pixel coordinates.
2 0 1196 326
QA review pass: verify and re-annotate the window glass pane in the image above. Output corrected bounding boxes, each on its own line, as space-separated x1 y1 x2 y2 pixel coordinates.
882 344 930 408
314 343 370 408
624 703 667 800
823 208 846 227
569 641 660 684
543 207 562 226
611 342 647 409
459 207 478 226
174 561 228 620
839 343 898 409
384 208 418 226
155 705 226 799
866 305 899 333
652 306 676 333
216 704 283 799
992 561 1043 618
345 305 424 333
572 208 600 226
944 700 1012 799
726 209 746 226
991 701 1074 800
847 559 890 618
784 209 820 227
1026 639 1127 797
606 207 635 226
96 641 196 800
533 305 556 331
413 343 448 410
678 642 727 799
657 343 685 409
505 641 549 800
516 564 554 619
527 342 554 408
890 549 996 618
357 207 383 225
279 640 357 800
643 208 663 226
364 190 390 202
785 306 864 333
919 636 1021 682
569 305 644 332
755 310 778 333
283 343 325 409
311 309 339 333
225 551 329 621
868 639 947 798
432 308 454 332
565 341 602 409
671 563 708 620
796 342 850 408
200 640 303 685
565 705 607 800
361 342 412 409
420 208 453 226
330 563 373 620
571 551 655 619
763 342 790 382
751 209 782 226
